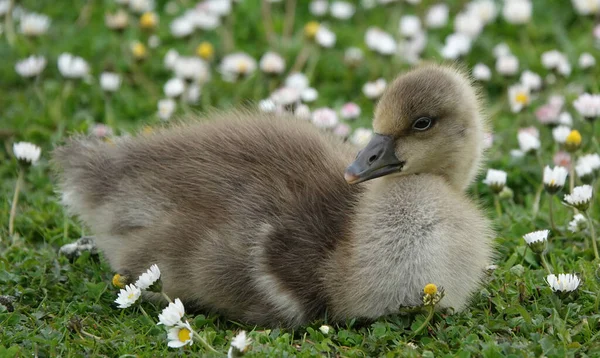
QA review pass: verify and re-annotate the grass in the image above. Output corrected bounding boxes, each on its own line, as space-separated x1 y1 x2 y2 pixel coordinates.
1 0 600 356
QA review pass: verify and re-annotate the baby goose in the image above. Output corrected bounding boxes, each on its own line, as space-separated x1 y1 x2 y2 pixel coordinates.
53 63 494 327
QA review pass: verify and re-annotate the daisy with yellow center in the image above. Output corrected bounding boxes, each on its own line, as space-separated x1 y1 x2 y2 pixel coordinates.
139 12 158 30
508 84 530 113
423 283 438 295
167 321 194 348
131 42 148 60
196 42 214 60
112 273 127 288
304 21 320 39
115 284 141 308
565 130 582 152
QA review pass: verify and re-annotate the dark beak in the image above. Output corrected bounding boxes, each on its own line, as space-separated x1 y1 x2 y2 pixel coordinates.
344 134 404 184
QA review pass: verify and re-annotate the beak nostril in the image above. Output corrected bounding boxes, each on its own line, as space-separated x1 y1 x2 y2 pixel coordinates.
368 154 378 164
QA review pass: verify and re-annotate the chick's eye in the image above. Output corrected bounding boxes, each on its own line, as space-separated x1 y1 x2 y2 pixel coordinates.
412 117 433 131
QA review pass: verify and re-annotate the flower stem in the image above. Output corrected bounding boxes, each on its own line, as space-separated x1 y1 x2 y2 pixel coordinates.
569 163 575 193
261 0 276 46
8 167 24 237
548 195 558 233
410 305 435 338
191 330 220 354
585 212 599 261
283 0 296 40
161 291 173 303
138 305 152 322
494 195 502 218
532 183 544 219
540 253 553 275
4 0 16 47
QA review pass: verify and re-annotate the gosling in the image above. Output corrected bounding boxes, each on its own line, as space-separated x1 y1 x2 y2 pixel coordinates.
53 63 494 327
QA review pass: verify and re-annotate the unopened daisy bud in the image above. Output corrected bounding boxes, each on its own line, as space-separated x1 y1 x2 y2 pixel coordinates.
319 325 331 334
131 41 148 60
546 273 580 297
564 184 593 211
523 229 549 254
112 273 128 288
140 12 158 30
564 130 582 152
304 21 320 39
498 186 514 200
568 214 587 233
483 169 507 194
423 283 437 295
228 331 251 357
13 142 42 166
196 42 214 60
543 165 568 194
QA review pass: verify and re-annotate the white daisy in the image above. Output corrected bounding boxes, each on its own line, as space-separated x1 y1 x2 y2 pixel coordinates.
158 98 176 121
365 27 397 55
520 70 542 91
167 320 194 348
362 78 386 99
134 264 161 291
546 273 581 293
319 325 331 334
564 185 593 211
301 88 318 103
285 73 309 92
340 102 361 120
425 4 449 28
330 1 355 20
350 128 373 148
543 166 568 193
496 55 519 75
568 214 587 233
483 169 507 193
270 87 300 107
58 53 90 79
575 162 594 182
258 99 276 113
579 53 596 69
552 125 571 144
333 123 351 138
259 52 285 75
517 131 540 153
578 154 600 172
20 12 50 36
399 15 421 37
523 229 549 245
502 0 532 24
158 298 186 326
100 72 122 92
219 53 257 81
115 284 141 308
440 33 471 59
294 104 311 120
315 26 336 48
228 331 251 358
508 84 530 113
164 78 185 98
573 93 600 119
15 56 47 78
312 108 339 129
13 142 41 165
174 57 210 84
472 63 491 81
170 16 194 38
309 0 328 16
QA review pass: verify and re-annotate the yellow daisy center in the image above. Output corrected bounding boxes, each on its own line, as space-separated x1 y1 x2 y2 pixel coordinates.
127 292 135 300
515 92 528 104
132 43 147 59
565 130 582 146
112 274 126 288
304 21 320 39
178 328 191 342
549 179 555 186
196 42 214 60
423 283 438 295
140 12 157 29
237 62 248 74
